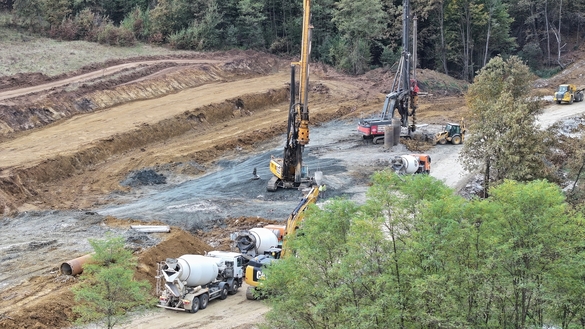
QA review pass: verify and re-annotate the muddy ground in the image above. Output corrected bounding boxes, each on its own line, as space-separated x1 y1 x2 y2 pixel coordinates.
0 48 583 329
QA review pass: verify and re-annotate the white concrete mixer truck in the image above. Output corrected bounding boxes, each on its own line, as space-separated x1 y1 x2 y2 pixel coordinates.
391 154 431 174
156 251 245 313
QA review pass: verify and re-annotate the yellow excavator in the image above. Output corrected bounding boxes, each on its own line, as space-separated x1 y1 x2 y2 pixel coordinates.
235 185 320 299
267 0 314 192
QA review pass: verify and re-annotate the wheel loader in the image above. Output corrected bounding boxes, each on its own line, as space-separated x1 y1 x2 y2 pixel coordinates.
435 119 466 145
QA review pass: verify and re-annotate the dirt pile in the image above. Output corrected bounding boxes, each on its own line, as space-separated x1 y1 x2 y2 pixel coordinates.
0 213 278 329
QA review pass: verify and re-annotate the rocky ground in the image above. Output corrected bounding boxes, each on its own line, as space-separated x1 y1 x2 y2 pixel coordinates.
0 48 583 328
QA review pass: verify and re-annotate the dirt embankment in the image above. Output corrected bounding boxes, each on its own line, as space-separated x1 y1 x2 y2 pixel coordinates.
0 51 391 215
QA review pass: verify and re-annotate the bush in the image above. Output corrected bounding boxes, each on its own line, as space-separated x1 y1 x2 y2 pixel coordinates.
121 7 150 42
75 9 99 42
148 31 164 44
97 22 136 46
48 17 78 40
168 25 201 50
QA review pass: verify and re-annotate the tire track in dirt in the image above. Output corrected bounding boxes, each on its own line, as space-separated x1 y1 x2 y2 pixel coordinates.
0 60 223 102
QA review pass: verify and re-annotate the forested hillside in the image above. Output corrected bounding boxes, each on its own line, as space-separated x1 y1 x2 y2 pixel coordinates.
0 0 582 80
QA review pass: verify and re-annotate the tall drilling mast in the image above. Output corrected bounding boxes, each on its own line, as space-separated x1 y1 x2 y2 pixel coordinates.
267 0 314 191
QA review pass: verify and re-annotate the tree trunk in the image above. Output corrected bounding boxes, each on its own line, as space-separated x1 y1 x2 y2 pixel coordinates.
483 4 493 67
484 158 490 198
545 0 551 65
557 0 562 65
440 0 448 75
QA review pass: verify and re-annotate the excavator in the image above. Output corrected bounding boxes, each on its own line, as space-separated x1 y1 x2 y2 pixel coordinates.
267 0 314 192
233 185 320 299
357 0 419 144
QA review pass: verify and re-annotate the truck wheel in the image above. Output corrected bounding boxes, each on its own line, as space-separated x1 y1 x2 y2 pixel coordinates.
189 296 200 313
199 293 209 310
220 285 229 300
452 136 462 145
229 282 239 295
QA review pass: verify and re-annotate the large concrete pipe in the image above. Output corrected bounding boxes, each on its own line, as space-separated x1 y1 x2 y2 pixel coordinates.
392 118 401 146
61 253 93 276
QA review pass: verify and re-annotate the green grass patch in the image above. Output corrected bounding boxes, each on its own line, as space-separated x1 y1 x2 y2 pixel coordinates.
534 66 562 78
0 22 193 77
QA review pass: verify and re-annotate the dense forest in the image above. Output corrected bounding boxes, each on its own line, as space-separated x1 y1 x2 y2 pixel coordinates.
0 0 584 80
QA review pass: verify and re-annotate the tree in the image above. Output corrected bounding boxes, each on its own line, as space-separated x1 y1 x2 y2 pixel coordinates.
72 235 154 329
262 172 585 328
332 0 385 74
261 198 357 329
461 55 545 196
148 0 194 39
236 0 266 48
43 0 72 27
262 172 468 328
11 0 44 31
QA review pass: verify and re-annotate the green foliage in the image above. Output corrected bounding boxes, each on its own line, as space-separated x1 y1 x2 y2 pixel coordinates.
462 55 546 195
148 0 193 40
262 172 585 328
534 66 563 79
331 0 385 75
236 0 266 49
12 0 45 31
72 235 155 329
96 22 136 46
379 45 400 68
3 0 583 75
120 6 151 42
43 0 72 27
168 0 224 52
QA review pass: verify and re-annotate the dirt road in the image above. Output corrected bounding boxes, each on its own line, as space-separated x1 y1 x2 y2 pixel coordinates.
0 59 223 101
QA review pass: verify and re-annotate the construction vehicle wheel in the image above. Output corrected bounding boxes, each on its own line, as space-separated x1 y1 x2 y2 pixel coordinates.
190 296 200 313
438 138 447 145
452 136 462 145
220 285 229 300
246 286 256 300
199 293 209 310
557 100 561 104
229 282 239 295
570 96 574 104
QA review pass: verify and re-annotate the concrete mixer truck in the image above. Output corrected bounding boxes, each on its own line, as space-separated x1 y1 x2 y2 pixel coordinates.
231 185 320 299
156 251 245 313
391 154 431 174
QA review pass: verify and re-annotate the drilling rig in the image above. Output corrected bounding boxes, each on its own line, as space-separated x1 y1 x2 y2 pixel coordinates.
357 0 419 144
267 0 315 191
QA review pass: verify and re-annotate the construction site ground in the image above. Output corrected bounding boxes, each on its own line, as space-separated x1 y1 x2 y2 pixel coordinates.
0 47 584 329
